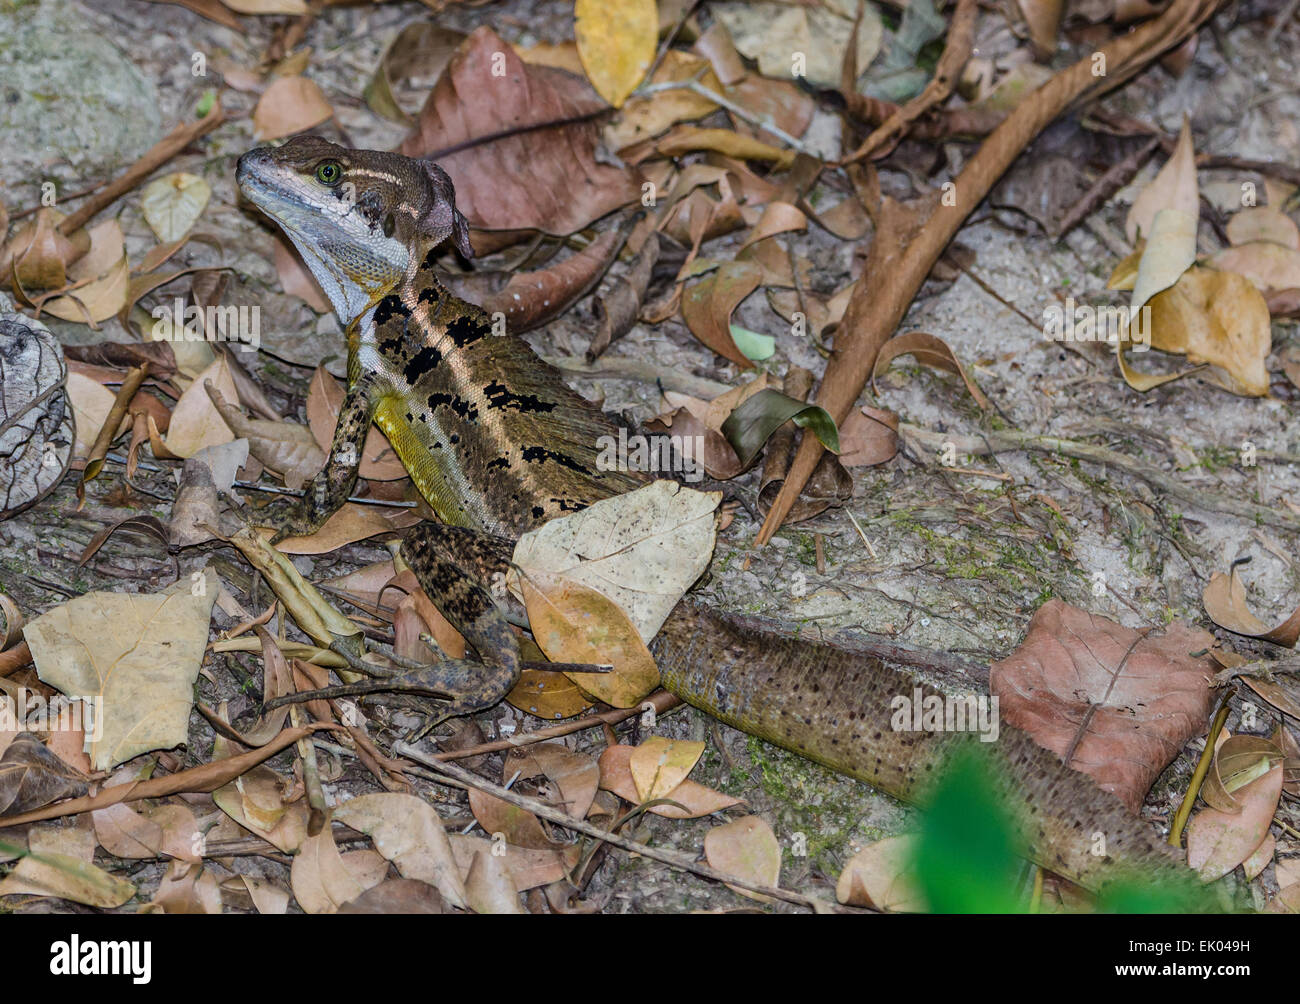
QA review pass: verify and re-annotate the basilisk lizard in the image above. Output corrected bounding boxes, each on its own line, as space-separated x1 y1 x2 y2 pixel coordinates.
235 137 1203 897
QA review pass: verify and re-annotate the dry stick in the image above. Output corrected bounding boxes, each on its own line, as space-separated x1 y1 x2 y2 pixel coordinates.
392 741 830 910
757 0 1225 546
1168 699 1231 848
429 690 682 761
900 423 1300 534
56 100 227 237
840 0 977 166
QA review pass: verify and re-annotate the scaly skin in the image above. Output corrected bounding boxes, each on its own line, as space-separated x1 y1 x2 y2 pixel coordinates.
237 138 1210 898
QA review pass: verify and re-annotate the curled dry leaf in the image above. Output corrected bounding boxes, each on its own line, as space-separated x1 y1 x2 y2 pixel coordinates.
253 74 333 142
273 502 423 556
140 172 211 243
0 300 73 519
0 846 135 908
597 745 744 818
629 736 705 802
1202 563 1300 647
399 26 641 235
0 733 88 818
872 331 990 409
169 439 249 549
91 801 200 862
836 835 926 911
603 51 721 151
519 570 659 708
1017 0 1063 59
1186 764 1283 882
205 382 324 489
574 0 657 108
681 260 763 368
332 792 469 910
837 406 899 468
1126 116 1198 245
364 23 467 126
1131 208 1196 313
146 859 223 914
467 788 563 852
0 209 88 291
703 815 781 903
442 224 627 335
212 765 309 853
0 593 22 649
290 823 385 915
512 480 719 643
1199 735 1284 813
989 599 1217 812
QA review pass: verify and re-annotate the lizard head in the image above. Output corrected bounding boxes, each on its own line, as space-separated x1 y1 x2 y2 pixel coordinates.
236 135 473 324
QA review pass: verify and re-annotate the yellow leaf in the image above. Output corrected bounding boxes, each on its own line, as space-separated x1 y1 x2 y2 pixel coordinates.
629 736 705 802
519 570 659 708
574 0 658 108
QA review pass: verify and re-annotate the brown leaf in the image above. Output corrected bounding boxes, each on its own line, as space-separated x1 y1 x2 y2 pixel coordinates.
0 209 88 291
442 225 626 334
273 502 423 555
464 849 525 914
681 260 763 367
505 668 596 720
836 406 899 468
656 125 796 169
253 74 333 142
836 835 926 911
629 737 705 802
597 745 743 818
989 599 1217 812
1126 116 1198 245
703 815 781 903
0 734 87 818
205 382 324 489
503 743 600 821
399 27 641 235
447 833 578 892
1226 207 1299 249
1186 764 1283 881
340 878 444 914
520 571 660 708
1209 241 1300 294
290 824 383 914
467 788 562 851
872 331 990 409
1202 563 1300 647
145 859 223 913
1199 735 1283 813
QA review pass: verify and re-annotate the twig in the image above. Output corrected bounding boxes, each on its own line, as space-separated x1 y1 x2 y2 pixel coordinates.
756 0 1227 545
840 0 977 165
1055 137 1161 238
1168 698 1231 848
637 78 820 156
392 741 834 910
58 100 227 236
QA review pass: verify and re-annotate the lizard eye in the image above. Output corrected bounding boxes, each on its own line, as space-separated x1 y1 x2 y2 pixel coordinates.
314 161 342 186
383 213 395 238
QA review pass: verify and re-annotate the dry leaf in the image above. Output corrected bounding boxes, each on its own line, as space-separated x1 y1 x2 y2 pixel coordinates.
989 599 1216 812
253 75 333 142
1186 764 1283 881
156 355 239 458
1209 241 1300 294
140 172 211 243
290 824 383 914
512 481 719 643
464 849 524 914
205 382 324 489
836 835 926 911
0 734 87 817
0 847 135 907
574 0 657 108
1203 564 1300 647
332 792 468 910
1126 116 1198 245
519 571 659 708
1226 207 1299 249
597 745 744 818
629 736 705 802
703 815 781 903
23 570 219 771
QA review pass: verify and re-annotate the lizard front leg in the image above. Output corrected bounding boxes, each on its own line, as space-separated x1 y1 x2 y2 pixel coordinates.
252 376 374 543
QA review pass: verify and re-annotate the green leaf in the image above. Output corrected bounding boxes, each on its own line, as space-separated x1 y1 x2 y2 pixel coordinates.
728 325 774 362
720 388 840 468
911 746 1025 914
